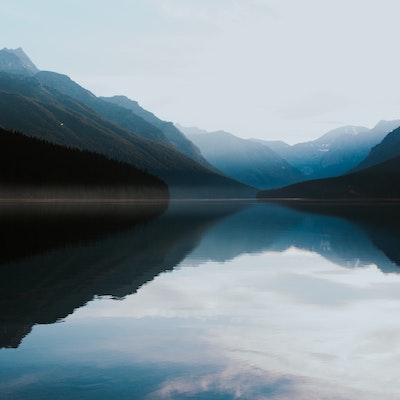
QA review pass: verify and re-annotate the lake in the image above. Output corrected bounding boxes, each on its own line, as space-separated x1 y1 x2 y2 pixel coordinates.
1 200 400 399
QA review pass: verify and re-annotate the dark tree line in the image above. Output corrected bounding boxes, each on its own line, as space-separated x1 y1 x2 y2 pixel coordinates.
0 127 168 197
258 154 400 200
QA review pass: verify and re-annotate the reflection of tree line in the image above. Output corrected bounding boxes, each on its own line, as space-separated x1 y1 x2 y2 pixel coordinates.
0 201 241 348
1 202 399 348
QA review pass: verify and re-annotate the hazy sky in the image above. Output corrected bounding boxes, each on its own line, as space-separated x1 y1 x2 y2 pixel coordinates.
3 0 400 143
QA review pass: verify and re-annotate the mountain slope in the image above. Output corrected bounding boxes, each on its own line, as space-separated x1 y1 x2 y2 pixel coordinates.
182 128 304 189
0 72 254 198
258 154 400 200
256 121 400 180
35 71 169 144
353 125 400 171
0 127 168 199
100 95 209 167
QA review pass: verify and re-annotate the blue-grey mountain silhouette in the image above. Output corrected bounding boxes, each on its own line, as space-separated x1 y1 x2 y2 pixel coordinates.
0 47 39 76
179 126 304 189
353 125 400 171
101 95 209 167
256 121 400 179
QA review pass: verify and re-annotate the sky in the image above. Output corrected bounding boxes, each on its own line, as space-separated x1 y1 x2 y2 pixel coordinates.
3 0 400 144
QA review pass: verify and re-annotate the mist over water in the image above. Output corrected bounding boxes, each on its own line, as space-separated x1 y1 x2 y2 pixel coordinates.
0 201 399 399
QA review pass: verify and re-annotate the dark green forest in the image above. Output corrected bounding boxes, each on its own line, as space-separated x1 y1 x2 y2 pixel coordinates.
0 127 169 199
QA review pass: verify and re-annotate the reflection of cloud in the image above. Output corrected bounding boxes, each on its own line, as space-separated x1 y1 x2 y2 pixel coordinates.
0 373 40 391
150 365 370 400
72 248 400 399
151 365 296 400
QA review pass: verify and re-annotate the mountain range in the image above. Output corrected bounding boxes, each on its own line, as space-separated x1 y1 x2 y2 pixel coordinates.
255 120 400 180
179 120 400 192
258 121 400 200
1 47 400 201
179 125 304 189
0 48 254 198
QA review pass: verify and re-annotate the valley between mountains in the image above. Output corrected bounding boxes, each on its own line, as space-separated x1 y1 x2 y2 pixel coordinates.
1 47 400 201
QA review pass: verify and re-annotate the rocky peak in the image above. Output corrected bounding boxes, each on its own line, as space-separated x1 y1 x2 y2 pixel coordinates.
0 47 39 76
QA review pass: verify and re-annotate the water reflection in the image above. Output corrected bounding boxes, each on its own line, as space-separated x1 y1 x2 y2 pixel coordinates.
189 202 400 273
1 201 400 399
0 200 168 264
0 200 243 348
105 249 400 399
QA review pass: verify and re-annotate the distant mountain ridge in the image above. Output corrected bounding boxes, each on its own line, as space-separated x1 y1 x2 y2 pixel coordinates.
353 125 400 171
180 126 304 189
255 121 400 179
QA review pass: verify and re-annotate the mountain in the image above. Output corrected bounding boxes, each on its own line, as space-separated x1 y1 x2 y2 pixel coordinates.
258 153 400 200
255 121 400 180
0 47 39 76
0 127 168 199
353 125 400 171
100 95 210 167
175 124 209 136
0 71 254 198
35 71 169 144
180 127 304 190
36 72 211 167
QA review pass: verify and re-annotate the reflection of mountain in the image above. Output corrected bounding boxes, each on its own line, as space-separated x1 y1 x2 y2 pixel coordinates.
188 203 400 273
285 203 400 269
2 201 399 348
0 201 244 348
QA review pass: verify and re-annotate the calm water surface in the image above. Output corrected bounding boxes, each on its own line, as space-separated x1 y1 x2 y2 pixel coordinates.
1 201 400 399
